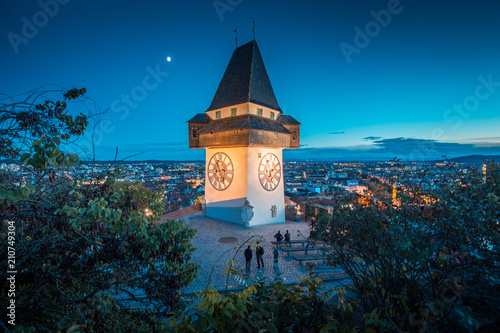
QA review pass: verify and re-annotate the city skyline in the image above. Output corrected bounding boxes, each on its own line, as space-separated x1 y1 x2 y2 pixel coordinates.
2 0 500 161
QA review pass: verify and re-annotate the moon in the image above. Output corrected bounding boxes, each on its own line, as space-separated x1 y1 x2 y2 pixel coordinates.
166 56 171 62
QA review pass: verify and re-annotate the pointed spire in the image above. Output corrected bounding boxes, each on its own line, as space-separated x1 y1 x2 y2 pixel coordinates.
207 40 281 112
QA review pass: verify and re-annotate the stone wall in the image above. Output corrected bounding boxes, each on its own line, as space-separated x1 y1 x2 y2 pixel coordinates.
161 203 202 222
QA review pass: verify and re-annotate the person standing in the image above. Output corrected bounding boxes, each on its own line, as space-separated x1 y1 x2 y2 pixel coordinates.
244 245 252 273
274 231 283 242
256 241 265 269
284 230 291 242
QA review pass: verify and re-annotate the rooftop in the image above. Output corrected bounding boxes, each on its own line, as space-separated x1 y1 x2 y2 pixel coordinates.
277 115 301 125
196 114 291 134
187 113 212 123
207 40 282 112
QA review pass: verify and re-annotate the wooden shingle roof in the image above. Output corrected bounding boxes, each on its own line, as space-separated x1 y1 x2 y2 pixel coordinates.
206 40 282 112
277 115 301 125
196 114 291 134
187 113 211 123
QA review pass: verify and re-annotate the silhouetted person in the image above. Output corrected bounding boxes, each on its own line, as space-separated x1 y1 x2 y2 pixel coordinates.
284 230 291 242
256 241 264 269
244 245 252 273
274 230 283 242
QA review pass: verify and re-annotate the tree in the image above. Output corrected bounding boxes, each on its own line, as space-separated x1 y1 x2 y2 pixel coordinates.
167 274 340 332
114 180 154 212
313 161 500 332
0 88 198 331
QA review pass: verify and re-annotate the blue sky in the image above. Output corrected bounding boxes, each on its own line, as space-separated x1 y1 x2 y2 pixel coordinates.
1 0 500 161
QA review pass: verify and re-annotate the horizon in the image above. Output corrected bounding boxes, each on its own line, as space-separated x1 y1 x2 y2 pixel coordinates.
2 0 500 161
3 154 498 165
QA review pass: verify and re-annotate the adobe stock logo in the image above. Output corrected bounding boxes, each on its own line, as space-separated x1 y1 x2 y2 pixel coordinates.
408 74 499 161
339 0 406 64
7 0 70 54
213 0 243 22
77 63 169 157
110 64 170 121
442 74 500 130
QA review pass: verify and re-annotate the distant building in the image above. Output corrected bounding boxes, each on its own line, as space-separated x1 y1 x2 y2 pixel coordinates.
327 171 347 179
344 185 368 195
347 179 358 186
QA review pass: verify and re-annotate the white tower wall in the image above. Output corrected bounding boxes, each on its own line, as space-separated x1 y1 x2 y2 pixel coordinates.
205 147 285 226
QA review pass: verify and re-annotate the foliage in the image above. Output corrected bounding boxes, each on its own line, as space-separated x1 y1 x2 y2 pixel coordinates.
164 200 181 214
364 179 391 200
168 235 350 333
167 275 342 333
313 161 500 332
114 180 154 212
0 88 198 331
193 195 205 205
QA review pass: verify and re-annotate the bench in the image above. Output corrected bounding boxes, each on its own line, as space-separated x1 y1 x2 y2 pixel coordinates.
311 266 342 274
279 246 327 256
271 240 310 247
291 255 327 266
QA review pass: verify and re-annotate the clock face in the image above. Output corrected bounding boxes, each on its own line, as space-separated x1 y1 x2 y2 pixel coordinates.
258 153 281 191
207 152 234 191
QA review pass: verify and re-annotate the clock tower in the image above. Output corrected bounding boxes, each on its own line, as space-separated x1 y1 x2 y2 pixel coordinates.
187 40 301 226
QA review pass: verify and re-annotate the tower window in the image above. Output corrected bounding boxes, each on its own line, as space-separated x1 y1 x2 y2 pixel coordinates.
292 131 298 141
215 111 221 119
192 128 197 138
231 108 237 116
270 112 275 120
257 108 263 117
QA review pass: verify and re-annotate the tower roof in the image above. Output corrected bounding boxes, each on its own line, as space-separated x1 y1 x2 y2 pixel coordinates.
197 114 291 134
277 115 301 125
207 40 282 112
187 113 211 123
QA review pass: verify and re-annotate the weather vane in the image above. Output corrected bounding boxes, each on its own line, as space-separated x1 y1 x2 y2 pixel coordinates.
234 28 238 49
253 19 256 40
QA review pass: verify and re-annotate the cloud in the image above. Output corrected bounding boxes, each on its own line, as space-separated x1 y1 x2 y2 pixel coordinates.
460 137 500 142
372 137 500 160
363 136 382 141
458 137 500 146
285 137 500 161
300 144 309 147
329 131 345 135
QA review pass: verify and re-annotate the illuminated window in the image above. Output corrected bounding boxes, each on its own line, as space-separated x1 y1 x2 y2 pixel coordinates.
257 108 263 117
216 111 221 119
270 112 275 120
231 108 237 116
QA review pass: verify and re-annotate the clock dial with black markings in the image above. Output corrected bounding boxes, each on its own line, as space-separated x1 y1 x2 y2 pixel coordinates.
258 153 281 191
207 152 234 191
